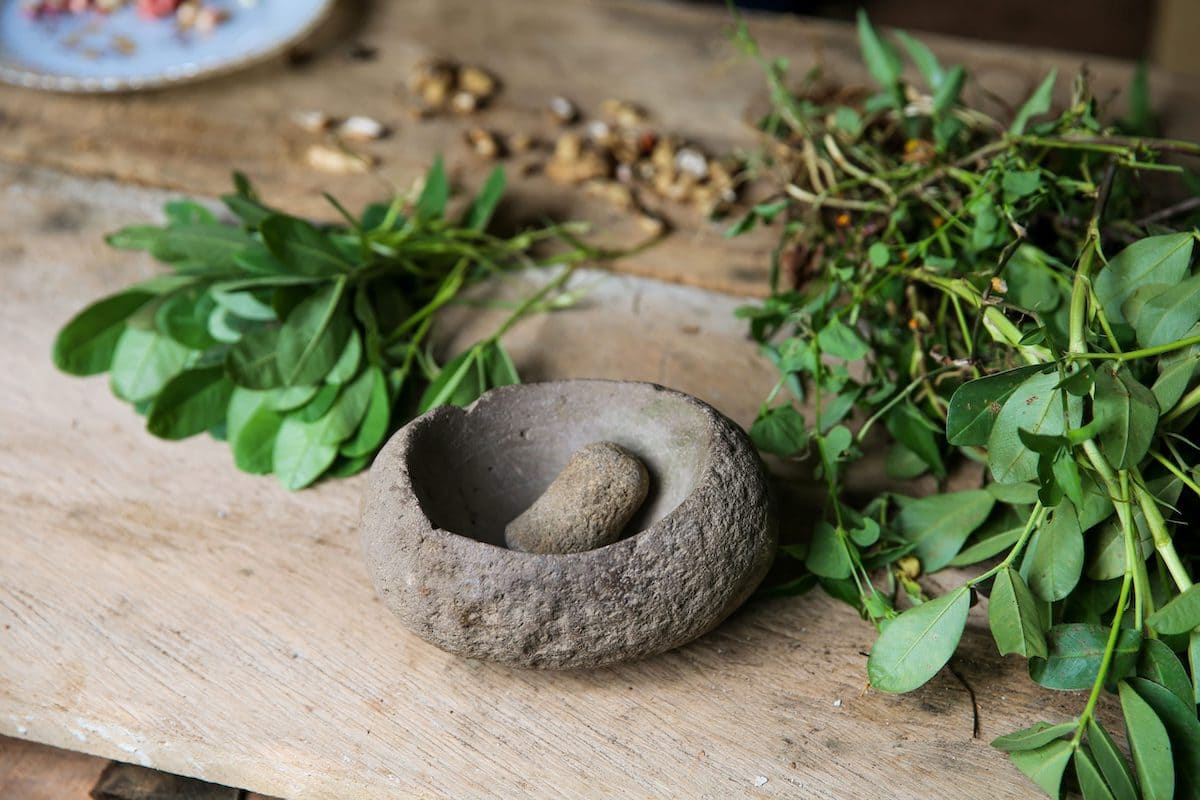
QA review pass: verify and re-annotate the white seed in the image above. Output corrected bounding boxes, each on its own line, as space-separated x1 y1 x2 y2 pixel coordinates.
305 144 374 174
338 115 387 141
548 95 578 124
674 147 709 180
450 91 478 114
291 109 331 133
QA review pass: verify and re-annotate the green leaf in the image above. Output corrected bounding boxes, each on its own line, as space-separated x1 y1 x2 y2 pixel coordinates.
418 347 486 413
206 306 254 344
1128 677 1200 800
1147 584 1200 635
53 290 155 375
272 415 339 490
151 224 252 272
950 525 1023 566
265 384 319 412
210 284 277 322
416 154 450 220
1030 624 1142 690
885 403 945 478
894 30 944 89
1138 639 1195 711
325 330 362 385
225 326 283 390
992 720 1076 753
341 367 391 459
462 166 506 230
296 384 340 422
481 340 520 387
856 10 902 92
1087 517 1153 581
1052 452 1085 512
1002 169 1042 201
1028 503 1084 602
931 65 965 115
986 481 1042 504
109 327 192 404
1088 720 1139 800
232 403 283 474
1152 353 1200 411
165 199 216 226
1074 747 1117 800
988 370 1082 484
316 368 376 445
107 224 164 251
989 567 1048 659
1094 233 1194 326
1134 273 1200 349
226 387 266 445
806 521 851 579
1009 739 1073 797
867 585 970 693
276 280 352 386
817 318 869 360
1010 70 1057 134
1190 630 1200 705
156 290 218 350
1119 679 1175 800
146 367 234 440
260 216 351 277
946 364 1048 446
751 405 810 457
894 489 995 572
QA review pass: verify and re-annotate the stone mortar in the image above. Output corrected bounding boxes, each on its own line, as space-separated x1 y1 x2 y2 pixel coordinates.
359 379 777 669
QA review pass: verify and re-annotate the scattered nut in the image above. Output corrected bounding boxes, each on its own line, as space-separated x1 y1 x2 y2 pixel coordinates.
601 98 647 128
674 147 709 180
305 144 375 174
466 127 502 160
291 110 331 133
338 115 388 141
458 65 497 100
451 91 479 115
548 95 578 125
506 132 535 155
584 180 634 211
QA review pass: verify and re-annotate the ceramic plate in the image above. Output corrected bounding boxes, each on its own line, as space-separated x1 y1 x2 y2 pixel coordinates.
0 0 333 92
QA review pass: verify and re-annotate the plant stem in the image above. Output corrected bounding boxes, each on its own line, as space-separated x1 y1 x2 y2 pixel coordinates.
1165 382 1200 424
1130 468 1193 591
1070 565 1133 748
492 263 579 340
1068 334 1200 363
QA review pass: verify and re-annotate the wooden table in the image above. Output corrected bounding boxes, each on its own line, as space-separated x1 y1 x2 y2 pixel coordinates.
2 2 1191 797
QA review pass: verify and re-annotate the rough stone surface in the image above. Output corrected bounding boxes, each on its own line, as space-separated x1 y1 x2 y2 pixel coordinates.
504 441 650 554
359 379 777 669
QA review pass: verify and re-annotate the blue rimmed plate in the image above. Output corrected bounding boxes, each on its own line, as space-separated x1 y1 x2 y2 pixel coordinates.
0 0 334 92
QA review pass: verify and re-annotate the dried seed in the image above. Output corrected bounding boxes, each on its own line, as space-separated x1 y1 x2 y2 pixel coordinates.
585 120 614 146
583 180 634 211
636 213 667 236
547 95 578 125
506 132 535 155
291 109 332 133
465 127 502 160
674 147 709 180
450 91 479 115
305 143 375 174
545 146 610 185
601 98 647 128
458 65 497 99
553 133 583 162
338 115 388 141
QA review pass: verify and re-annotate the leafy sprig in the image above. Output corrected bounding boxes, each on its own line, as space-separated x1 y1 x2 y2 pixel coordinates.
732 10 1200 798
54 158 591 489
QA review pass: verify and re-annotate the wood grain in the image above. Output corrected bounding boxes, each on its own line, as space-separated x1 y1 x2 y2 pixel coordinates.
0 163 1124 799
0 0 1195 298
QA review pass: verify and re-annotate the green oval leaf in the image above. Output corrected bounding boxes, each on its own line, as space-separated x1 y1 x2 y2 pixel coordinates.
805 521 851 579
109 327 192 404
751 405 808 456
1010 70 1057 135
53 290 155 375
989 567 1048 659
146 366 234 441
1128 677 1200 798
340 367 391 459
1028 503 1084 602
991 720 1076 753
324 330 362 385
272 415 339 490
1075 747 1117 800
1134 273 1200 349
1009 737 1073 797
947 365 1049 447
1029 623 1142 690
988 370 1082 484
260 216 351 277
1119 679 1175 800
225 326 283 390
1094 233 1194 326
1147 583 1200 635
1138 639 1194 710
867 585 970 693
276 279 351 386
233 404 284 475
1093 364 1160 469
894 489 995 572
1087 719 1139 800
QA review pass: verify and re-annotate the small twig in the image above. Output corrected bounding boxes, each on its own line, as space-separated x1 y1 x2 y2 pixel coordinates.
947 662 981 739
1135 196 1200 228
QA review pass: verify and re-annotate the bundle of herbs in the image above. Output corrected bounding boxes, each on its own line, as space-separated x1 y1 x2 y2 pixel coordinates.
52 158 590 489
731 11 1200 799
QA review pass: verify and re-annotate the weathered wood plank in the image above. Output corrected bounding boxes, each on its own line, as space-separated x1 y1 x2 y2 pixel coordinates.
0 0 1193 298
0 163 1117 799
